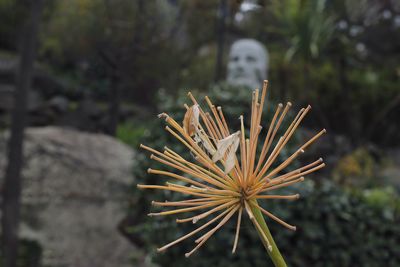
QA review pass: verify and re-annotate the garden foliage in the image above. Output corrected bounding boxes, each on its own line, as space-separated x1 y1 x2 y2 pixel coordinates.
129 85 400 266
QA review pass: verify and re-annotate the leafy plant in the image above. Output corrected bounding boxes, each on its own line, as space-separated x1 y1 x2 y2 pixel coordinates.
131 179 400 267
116 122 146 148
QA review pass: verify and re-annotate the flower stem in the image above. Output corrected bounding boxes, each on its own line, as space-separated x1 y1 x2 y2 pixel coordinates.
250 201 287 267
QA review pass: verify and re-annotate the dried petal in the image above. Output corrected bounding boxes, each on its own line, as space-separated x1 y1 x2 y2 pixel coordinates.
183 105 200 136
194 130 216 156
224 136 240 173
212 131 240 162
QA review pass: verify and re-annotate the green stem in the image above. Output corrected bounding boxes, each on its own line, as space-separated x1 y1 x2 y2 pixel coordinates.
250 201 287 267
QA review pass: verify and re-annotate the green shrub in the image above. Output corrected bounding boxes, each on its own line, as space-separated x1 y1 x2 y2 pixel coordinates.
126 85 399 267
0 239 42 267
126 84 344 266
130 179 400 267
116 122 146 148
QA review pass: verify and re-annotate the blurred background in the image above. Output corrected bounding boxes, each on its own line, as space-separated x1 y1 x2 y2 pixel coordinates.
0 0 399 266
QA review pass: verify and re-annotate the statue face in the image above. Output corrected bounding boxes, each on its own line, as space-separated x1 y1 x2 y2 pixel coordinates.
226 39 268 89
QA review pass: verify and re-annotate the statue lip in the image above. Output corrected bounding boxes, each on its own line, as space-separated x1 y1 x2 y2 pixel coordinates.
229 71 247 77
232 73 250 79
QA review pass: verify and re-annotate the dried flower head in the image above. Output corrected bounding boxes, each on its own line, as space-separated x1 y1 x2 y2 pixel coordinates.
138 80 325 258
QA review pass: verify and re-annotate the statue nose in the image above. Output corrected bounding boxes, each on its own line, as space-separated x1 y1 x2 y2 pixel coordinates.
235 58 246 70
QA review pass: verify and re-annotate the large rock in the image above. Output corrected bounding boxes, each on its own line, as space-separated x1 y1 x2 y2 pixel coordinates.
0 127 136 267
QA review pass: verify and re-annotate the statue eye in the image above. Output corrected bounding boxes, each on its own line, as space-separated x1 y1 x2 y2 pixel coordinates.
231 56 239 62
246 55 256 62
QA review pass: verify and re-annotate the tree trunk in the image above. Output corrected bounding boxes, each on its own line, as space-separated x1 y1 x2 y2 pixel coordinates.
1 0 43 266
278 64 288 102
304 62 330 130
107 71 120 136
215 0 227 82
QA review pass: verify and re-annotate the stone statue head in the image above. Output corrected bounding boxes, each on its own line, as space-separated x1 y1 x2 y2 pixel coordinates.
226 39 269 89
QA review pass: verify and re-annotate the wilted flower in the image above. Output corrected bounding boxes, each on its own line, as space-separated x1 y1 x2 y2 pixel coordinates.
138 80 325 260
